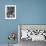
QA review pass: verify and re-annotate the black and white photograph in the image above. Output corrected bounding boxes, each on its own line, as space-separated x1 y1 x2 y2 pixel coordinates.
18 24 46 46
5 5 16 19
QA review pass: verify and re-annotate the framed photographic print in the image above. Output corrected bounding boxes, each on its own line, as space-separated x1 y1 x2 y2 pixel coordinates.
18 24 46 42
5 5 16 19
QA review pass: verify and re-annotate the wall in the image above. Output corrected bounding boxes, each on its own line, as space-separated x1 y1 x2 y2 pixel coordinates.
0 0 17 44
0 0 46 44
17 0 46 24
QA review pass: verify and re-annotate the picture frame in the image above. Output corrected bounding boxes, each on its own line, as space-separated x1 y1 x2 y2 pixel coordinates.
5 5 16 19
18 24 46 42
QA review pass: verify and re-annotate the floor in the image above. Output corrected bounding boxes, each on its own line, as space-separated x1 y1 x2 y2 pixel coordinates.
0 44 18 46
0 40 46 46
19 39 46 46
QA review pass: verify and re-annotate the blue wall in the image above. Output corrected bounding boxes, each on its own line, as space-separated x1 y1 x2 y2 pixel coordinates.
0 0 46 44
